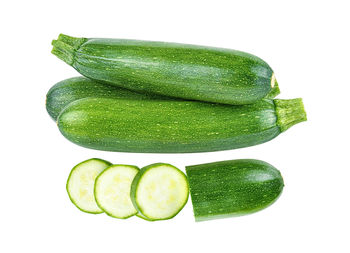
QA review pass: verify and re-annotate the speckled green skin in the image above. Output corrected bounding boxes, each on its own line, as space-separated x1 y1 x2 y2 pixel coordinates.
52 34 279 105
185 159 284 221
46 76 168 121
56 97 306 153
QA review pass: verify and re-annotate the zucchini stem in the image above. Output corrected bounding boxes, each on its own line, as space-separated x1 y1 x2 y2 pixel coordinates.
275 98 307 132
51 34 87 65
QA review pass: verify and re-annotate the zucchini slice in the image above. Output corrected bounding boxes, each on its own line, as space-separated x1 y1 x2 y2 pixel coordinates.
130 163 189 221
94 165 140 219
66 158 111 214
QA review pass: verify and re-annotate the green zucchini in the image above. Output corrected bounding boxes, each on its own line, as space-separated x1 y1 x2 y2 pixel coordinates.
51 34 280 105
57 97 306 153
46 76 168 121
46 76 279 121
94 164 140 219
130 163 189 221
66 158 111 214
185 159 284 221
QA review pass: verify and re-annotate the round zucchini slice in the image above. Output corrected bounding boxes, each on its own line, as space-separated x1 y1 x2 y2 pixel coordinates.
66 158 111 214
130 163 189 221
94 165 139 219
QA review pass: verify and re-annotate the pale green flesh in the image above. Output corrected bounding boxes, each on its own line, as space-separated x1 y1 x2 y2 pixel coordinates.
135 165 189 220
94 165 139 219
67 159 111 213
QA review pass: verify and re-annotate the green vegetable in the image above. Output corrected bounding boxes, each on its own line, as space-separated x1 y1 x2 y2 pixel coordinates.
57 97 306 153
52 34 280 105
94 164 140 219
130 163 189 221
46 76 278 121
66 158 111 214
185 159 284 221
46 76 168 121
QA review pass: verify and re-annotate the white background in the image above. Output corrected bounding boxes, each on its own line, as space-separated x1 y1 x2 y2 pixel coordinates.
1 0 349 252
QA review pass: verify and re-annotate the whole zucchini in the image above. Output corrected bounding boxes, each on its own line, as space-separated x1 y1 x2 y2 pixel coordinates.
57 97 306 153
52 34 280 105
46 76 168 121
185 159 284 221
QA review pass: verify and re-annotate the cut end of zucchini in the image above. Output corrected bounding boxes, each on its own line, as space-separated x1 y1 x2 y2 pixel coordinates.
131 163 189 221
275 98 307 132
66 158 111 214
94 165 139 219
266 73 280 99
51 34 87 66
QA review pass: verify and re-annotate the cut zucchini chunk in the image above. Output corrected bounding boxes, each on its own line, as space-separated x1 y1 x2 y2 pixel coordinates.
66 158 111 214
186 159 284 221
94 165 140 219
130 163 189 221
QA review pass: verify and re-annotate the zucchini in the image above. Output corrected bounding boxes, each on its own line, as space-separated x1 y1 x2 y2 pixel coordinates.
130 163 189 220
46 76 168 121
185 159 284 221
66 158 111 214
57 97 306 153
46 76 279 121
94 164 140 219
51 34 280 105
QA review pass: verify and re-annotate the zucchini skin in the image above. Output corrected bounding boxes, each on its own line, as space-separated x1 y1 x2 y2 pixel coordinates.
52 34 280 105
57 97 306 153
46 76 167 121
185 159 284 221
